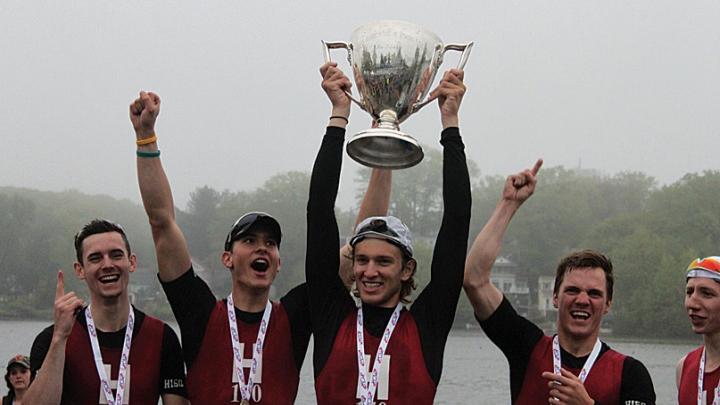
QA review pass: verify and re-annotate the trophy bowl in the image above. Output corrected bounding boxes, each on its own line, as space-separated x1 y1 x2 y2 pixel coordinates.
323 20 472 169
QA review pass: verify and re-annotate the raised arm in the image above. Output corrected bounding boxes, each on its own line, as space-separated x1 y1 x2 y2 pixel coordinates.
339 168 392 289
463 159 542 321
415 69 472 321
24 271 85 404
130 91 192 282
306 62 353 306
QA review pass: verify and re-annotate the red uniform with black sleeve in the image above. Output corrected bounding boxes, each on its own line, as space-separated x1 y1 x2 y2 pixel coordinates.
515 335 625 404
306 126 472 404
29 307 187 405
678 346 720 405
479 297 656 405
161 269 311 404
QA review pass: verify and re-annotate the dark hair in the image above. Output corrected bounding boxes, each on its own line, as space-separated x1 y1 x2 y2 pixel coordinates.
553 249 614 301
74 219 131 263
350 246 417 304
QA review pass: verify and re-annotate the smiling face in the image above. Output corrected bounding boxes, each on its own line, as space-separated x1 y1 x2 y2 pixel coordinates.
353 238 414 308
553 267 611 344
73 231 136 303
6 365 30 392
222 230 281 292
685 277 720 336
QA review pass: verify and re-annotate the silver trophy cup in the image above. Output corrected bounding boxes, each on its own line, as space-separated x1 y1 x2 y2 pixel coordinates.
323 20 473 169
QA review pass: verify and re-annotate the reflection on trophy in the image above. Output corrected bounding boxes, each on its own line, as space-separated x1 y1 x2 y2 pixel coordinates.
323 20 473 169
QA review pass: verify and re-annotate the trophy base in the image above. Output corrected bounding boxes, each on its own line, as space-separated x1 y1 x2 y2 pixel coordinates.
346 128 424 169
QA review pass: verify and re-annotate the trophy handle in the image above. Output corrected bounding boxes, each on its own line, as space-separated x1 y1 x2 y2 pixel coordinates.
411 41 475 113
443 42 474 70
321 40 365 110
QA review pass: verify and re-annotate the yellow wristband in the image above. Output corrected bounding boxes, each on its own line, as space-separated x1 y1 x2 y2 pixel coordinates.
136 134 157 146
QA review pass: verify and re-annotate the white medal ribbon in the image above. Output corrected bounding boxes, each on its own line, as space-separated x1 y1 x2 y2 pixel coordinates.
85 305 134 405
356 302 402 405
227 294 272 404
697 347 720 405
552 335 601 383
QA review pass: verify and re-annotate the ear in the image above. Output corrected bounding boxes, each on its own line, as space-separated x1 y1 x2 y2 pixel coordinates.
73 261 85 280
604 299 612 315
401 259 416 282
128 253 137 273
221 251 234 270
552 293 558 309
276 257 282 274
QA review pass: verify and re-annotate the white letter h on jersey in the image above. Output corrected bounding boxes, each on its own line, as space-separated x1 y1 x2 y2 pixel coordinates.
98 364 130 404
356 355 390 401
231 343 263 384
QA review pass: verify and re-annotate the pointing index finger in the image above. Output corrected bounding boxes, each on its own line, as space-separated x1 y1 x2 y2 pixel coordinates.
56 270 65 300
531 159 543 176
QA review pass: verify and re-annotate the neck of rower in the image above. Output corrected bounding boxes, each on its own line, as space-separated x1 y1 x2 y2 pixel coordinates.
90 295 131 332
557 329 599 358
231 284 270 313
704 332 720 371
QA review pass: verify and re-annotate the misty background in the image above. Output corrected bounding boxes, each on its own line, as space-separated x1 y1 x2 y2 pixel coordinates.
1 1 718 209
2 3 719 402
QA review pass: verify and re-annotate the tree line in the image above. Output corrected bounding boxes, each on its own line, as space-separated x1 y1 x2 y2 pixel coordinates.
1 147 716 339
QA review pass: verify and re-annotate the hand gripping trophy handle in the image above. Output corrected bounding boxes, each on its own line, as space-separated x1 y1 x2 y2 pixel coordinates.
321 40 367 111
411 42 474 113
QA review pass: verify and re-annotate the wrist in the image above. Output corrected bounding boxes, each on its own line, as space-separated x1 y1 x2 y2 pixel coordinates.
135 127 155 139
441 115 459 129
331 106 350 120
51 333 69 346
497 199 522 218
329 107 350 128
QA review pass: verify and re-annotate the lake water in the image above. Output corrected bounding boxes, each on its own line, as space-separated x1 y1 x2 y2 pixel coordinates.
0 321 698 404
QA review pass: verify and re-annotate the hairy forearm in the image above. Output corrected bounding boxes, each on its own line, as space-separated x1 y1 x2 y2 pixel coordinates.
464 199 520 320
355 169 391 226
136 149 192 282
137 156 176 226
24 337 67 404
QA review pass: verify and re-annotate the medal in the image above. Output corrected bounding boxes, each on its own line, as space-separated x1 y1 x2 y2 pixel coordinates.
227 294 271 405
356 302 402 405
86 305 134 405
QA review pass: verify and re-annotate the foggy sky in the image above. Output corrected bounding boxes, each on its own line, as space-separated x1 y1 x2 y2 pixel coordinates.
1 1 718 209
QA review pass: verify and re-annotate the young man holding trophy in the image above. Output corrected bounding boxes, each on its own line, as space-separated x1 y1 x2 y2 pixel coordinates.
130 91 391 404
306 61 471 404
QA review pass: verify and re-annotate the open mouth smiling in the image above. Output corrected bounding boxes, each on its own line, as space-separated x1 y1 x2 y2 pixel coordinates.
98 274 120 284
570 310 590 320
250 258 269 272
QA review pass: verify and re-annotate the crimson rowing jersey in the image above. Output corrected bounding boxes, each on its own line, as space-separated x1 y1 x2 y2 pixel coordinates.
161 269 311 405
315 311 436 405
679 346 720 405
186 300 298 404
514 335 624 404
30 307 187 405
480 297 656 404
306 127 472 404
